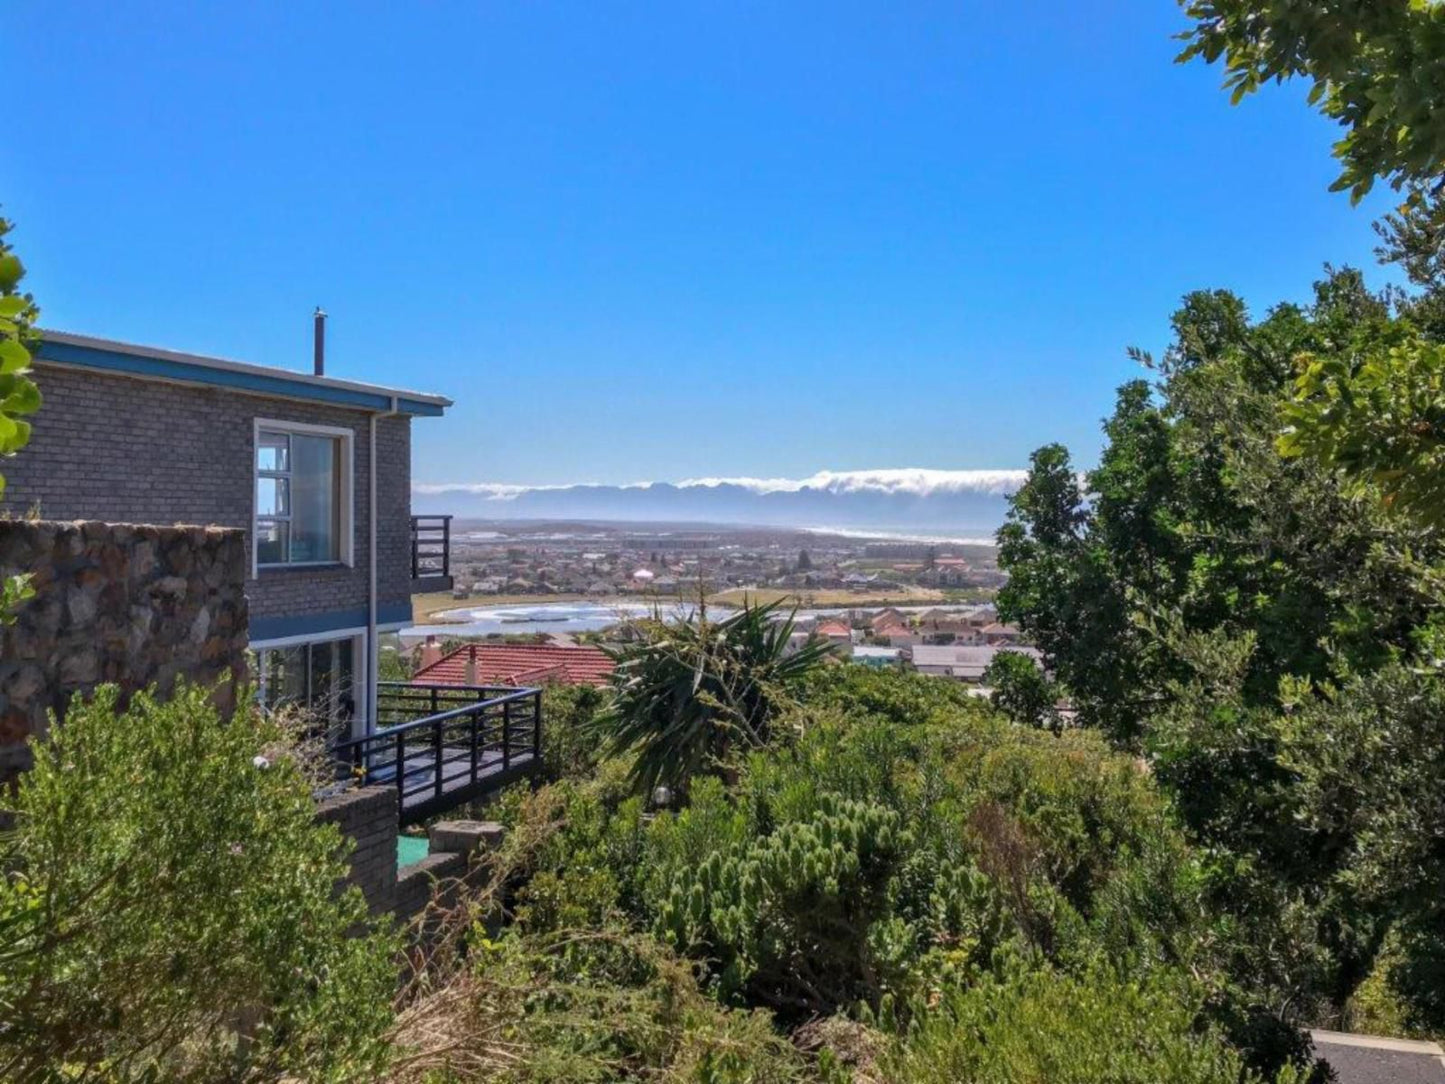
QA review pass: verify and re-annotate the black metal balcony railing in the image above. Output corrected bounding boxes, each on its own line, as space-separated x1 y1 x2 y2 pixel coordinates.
410 514 452 587
330 682 542 822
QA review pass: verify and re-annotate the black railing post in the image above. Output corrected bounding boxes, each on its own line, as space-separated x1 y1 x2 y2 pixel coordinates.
395 732 405 805
469 703 479 784
442 516 451 579
433 718 444 802
532 691 542 763
410 515 419 579
502 699 511 772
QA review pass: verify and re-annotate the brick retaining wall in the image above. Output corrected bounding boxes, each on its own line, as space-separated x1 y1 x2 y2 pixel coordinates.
316 785 491 922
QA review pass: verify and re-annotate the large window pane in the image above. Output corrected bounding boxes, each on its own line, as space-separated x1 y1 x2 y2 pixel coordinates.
310 639 356 724
259 638 357 730
262 645 307 709
290 434 338 562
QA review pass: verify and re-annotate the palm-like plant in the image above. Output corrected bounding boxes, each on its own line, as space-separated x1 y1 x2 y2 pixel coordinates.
596 597 834 795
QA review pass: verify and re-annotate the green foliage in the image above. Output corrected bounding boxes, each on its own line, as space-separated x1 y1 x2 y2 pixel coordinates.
982 651 1062 733
1281 333 1445 525
597 598 833 795
540 681 611 782
392 925 817 1083
489 667 1292 1067
994 270 1445 1050
999 272 1438 745
653 784 911 1015
0 216 42 483
0 216 43 622
0 683 398 1082
1179 2 1445 532
882 965 1299 1084
1176 0 1445 205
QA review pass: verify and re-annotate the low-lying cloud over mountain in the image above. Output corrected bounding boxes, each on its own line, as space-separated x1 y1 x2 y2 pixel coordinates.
413 468 1025 534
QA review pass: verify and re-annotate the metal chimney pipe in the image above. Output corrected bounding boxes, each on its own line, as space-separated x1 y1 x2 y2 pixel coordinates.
313 306 327 376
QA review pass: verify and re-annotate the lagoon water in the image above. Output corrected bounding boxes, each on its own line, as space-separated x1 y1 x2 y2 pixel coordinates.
403 597 992 640
406 600 723 638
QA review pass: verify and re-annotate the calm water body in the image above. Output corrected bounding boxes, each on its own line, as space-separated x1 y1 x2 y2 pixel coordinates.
406 601 724 638
404 599 990 639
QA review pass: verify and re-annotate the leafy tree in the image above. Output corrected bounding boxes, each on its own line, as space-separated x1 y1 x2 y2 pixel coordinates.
982 650 1063 733
0 217 43 620
0 683 398 1081
1280 333 1445 525
1176 0 1445 205
596 599 833 795
0 216 41 489
796 548 812 572
1179 2 1445 529
996 270 1445 1039
998 273 1437 745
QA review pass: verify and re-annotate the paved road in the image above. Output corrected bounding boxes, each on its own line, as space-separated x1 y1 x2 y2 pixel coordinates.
1312 1030 1445 1084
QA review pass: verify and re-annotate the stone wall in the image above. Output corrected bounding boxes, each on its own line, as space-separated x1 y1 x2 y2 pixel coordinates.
0 519 249 776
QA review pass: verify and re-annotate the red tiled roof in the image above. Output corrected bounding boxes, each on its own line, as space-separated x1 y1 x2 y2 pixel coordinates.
815 620 852 637
412 643 615 688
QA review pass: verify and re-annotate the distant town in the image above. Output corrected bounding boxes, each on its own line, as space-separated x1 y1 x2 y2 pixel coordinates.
430 519 1007 606
399 518 1035 689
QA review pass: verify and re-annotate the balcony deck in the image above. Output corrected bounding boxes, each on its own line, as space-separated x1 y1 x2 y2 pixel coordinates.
331 682 542 822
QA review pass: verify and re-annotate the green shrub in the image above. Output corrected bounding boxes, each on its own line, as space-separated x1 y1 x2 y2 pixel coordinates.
0 684 398 1082
654 784 911 1016
472 665 1310 1077
540 682 610 782
597 598 832 795
389 925 817 1083
882 965 1301 1084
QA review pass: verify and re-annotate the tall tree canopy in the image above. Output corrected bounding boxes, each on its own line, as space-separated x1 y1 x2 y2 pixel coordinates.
998 7 1445 1032
1177 0 1445 205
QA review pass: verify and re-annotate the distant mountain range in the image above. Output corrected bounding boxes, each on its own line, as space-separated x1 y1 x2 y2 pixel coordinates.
413 468 1024 538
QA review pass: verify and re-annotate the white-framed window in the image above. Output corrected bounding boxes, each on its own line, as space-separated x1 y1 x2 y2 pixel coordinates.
253 419 354 572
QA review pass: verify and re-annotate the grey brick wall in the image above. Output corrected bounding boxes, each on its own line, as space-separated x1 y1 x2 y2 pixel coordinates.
314 785 478 923
1 363 414 627
316 786 401 915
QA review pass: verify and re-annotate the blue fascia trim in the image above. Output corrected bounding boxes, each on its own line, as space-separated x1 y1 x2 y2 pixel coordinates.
250 600 414 643
37 340 446 417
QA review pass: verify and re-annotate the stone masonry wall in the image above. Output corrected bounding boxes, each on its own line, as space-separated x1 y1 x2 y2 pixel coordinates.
0 519 249 776
0 363 414 628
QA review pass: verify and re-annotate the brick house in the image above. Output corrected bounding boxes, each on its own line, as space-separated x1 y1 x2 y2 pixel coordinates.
2 330 453 738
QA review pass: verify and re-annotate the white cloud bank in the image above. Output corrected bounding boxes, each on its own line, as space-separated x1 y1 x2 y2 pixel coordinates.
414 468 1028 501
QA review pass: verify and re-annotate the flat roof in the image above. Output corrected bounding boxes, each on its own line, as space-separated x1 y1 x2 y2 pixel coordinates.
36 330 452 417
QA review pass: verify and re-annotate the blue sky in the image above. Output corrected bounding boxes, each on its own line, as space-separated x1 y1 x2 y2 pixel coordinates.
6 2 1398 489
